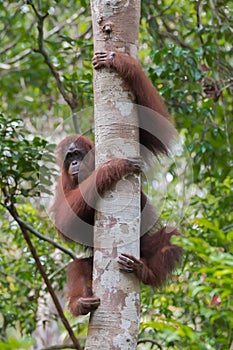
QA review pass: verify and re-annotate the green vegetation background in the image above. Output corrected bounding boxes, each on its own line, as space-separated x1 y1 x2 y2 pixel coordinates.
0 1 232 349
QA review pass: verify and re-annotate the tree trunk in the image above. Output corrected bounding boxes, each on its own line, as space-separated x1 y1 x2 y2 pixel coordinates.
85 1 141 349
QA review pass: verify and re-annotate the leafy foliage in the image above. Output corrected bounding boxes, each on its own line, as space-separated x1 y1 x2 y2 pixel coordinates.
0 113 63 340
0 0 232 349
138 1 233 349
0 113 55 199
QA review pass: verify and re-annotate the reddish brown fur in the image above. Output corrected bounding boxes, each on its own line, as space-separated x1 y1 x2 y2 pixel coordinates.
92 51 175 157
109 52 170 119
52 51 182 316
67 258 100 316
52 144 141 239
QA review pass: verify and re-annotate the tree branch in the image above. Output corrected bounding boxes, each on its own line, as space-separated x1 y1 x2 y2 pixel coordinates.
47 9 86 37
28 0 80 133
3 194 82 350
196 0 205 47
160 18 193 50
16 217 77 259
0 11 86 67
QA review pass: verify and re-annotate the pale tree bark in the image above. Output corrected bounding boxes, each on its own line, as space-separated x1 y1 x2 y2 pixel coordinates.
85 1 141 349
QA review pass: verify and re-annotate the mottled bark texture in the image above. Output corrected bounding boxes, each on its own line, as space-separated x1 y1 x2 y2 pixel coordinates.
85 1 141 349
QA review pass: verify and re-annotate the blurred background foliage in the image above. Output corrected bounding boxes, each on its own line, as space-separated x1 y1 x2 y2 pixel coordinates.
0 0 232 349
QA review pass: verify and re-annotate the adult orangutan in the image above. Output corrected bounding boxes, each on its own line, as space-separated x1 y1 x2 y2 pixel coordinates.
52 51 182 316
